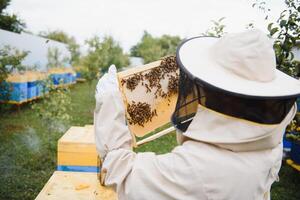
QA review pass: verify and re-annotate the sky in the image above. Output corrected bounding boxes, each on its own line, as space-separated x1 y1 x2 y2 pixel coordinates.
7 0 286 52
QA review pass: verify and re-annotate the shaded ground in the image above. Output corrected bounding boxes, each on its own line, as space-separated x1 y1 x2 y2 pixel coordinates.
0 80 299 199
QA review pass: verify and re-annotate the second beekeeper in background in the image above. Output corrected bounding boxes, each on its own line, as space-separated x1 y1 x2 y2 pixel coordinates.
94 29 300 200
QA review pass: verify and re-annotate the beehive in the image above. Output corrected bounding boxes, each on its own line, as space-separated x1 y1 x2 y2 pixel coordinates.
35 171 116 200
26 71 38 100
64 67 77 84
57 125 99 172
2 73 28 104
48 68 65 86
36 72 47 97
117 57 179 138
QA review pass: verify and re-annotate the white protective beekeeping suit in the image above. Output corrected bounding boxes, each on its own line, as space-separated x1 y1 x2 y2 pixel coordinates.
94 30 300 200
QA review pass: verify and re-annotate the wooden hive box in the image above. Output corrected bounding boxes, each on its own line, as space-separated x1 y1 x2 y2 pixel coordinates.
26 71 38 101
57 125 99 172
35 171 116 200
117 56 179 142
2 73 28 104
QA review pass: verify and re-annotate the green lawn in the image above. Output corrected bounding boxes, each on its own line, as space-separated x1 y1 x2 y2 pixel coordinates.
0 81 299 200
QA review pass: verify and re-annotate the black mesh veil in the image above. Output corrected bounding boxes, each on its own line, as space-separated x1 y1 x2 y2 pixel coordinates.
171 62 297 133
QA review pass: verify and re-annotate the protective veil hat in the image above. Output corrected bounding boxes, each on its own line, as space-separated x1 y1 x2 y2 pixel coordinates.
177 29 300 98
172 29 300 132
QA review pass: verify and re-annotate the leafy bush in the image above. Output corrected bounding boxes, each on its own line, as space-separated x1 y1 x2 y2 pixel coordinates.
31 79 72 132
0 45 28 81
268 0 300 77
0 45 28 109
40 30 81 66
81 35 129 83
202 17 226 37
130 31 181 63
253 0 300 77
0 0 25 33
286 120 300 144
47 47 69 69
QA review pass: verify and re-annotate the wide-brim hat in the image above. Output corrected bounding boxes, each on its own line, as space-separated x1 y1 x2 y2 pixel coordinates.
176 29 300 99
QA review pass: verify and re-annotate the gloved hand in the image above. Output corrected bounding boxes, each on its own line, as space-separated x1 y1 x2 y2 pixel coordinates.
94 65 133 160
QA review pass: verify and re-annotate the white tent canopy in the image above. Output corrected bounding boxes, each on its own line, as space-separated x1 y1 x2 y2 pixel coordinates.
0 29 71 72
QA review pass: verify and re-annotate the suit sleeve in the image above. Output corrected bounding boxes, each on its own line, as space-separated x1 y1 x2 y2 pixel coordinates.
102 147 206 200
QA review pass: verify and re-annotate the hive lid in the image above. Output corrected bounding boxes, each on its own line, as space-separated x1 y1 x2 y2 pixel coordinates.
58 126 96 153
35 171 116 200
6 73 28 83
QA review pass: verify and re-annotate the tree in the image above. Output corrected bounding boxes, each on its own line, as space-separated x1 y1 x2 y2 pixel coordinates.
253 0 300 77
47 47 69 69
40 30 81 66
0 45 28 82
81 35 129 83
267 0 300 77
130 31 181 63
0 0 25 33
202 17 226 37
159 35 182 56
0 45 28 109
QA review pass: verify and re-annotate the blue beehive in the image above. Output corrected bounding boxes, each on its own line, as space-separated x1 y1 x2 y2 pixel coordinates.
64 68 76 85
27 72 37 100
51 74 64 86
68 73 73 84
71 72 76 83
63 73 70 84
2 74 28 103
36 72 47 97
291 142 300 164
76 72 81 79
48 68 65 86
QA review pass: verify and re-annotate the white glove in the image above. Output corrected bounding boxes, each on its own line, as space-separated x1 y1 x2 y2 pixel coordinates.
94 65 133 160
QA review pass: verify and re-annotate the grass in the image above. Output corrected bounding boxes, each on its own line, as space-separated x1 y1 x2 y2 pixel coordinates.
0 80 299 200
0 81 95 200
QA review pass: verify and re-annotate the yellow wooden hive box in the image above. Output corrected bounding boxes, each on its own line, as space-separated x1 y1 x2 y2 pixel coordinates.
57 125 99 172
35 171 116 200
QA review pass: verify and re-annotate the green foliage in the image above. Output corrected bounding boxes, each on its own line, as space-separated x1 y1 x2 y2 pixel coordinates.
268 0 300 77
130 31 181 63
286 118 300 143
253 0 300 77
40 30 81 65
286 132 300 144
82 35 129 82
31 79 72 132
0 45 28 107
0 0 25 33
0 81 95 200
0 45 28 81
202 17 226 37
47 47 69 69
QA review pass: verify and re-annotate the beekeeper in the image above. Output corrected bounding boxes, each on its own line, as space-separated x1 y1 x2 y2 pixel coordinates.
94 29 300 200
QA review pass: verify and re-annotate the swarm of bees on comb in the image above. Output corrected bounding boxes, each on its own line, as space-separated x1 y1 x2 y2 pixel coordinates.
121 56 179 127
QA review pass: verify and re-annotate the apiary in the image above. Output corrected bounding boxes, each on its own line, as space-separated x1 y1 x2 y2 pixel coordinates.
57 125 99 172
35 171 116 200
118 56 179 139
